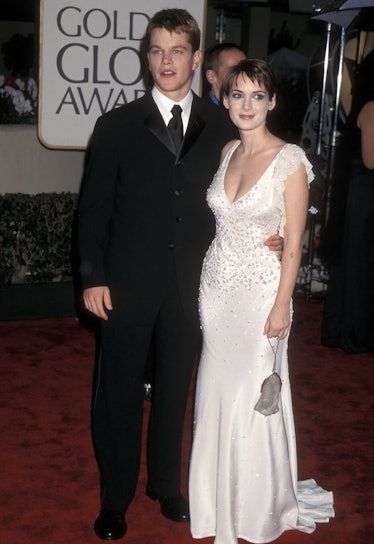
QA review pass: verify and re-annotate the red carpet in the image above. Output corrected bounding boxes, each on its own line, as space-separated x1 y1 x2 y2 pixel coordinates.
1 300 373 543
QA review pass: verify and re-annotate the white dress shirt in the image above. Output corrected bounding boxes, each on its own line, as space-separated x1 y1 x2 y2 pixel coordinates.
151 87 193 135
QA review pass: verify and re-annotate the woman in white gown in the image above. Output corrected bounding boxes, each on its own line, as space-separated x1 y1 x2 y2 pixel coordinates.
189 59 334 544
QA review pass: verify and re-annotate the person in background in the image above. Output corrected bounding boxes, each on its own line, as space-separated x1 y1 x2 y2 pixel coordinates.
321 49 374 353
189 59 334 544
202 42 246 105
78 10 282 542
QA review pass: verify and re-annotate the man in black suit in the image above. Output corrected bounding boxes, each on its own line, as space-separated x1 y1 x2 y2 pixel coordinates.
78 8 281 541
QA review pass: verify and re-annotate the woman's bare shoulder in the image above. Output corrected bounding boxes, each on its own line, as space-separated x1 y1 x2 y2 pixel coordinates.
220 139 239 160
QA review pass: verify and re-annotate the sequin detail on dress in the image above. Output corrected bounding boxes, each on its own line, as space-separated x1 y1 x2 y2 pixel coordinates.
201 143 312 294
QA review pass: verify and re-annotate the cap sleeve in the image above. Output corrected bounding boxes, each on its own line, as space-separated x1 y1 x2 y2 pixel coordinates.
275 144 314 186
274 144 314 236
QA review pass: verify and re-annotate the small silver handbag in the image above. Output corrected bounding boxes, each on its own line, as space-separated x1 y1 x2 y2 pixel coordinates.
254 339 282 416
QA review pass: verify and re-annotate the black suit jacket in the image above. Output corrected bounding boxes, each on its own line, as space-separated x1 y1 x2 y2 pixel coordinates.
78 91 237 322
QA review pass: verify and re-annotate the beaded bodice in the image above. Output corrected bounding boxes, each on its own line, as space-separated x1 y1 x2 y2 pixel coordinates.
201 142 314 293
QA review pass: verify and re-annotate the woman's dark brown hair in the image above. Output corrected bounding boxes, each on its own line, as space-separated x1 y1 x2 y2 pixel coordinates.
222 59 277 100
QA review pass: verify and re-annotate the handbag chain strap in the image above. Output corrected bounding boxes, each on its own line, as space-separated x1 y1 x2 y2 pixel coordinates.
267 337 279 373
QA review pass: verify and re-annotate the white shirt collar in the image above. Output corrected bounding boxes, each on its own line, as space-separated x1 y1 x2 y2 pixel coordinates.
151 87 193 134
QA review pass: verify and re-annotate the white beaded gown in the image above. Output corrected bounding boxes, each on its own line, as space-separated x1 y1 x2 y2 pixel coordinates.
189 142 334 544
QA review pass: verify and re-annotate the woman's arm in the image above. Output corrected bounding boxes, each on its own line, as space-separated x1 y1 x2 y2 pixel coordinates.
357 100 374 170
264 163 309 339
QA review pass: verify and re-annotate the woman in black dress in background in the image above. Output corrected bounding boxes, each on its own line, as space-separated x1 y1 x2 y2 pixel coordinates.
321 50 374 354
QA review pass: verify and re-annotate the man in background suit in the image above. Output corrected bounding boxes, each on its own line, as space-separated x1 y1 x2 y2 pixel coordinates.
78 8 281 541
202 42 246 105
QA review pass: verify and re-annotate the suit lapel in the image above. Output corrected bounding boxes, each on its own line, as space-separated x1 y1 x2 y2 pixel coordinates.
143 92 206 159
178 98 205 160
143 94 175 155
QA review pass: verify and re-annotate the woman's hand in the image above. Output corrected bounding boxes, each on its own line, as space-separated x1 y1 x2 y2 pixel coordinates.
264 303 290 339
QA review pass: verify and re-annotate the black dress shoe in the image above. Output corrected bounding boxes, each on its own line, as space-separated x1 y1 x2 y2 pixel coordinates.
146 484 190 523
94 508 127 540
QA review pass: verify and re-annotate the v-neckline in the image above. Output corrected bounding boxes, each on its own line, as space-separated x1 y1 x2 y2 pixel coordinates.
223 141 287 205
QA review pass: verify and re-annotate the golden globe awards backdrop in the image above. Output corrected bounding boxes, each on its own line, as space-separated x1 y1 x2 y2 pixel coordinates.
39 0 207 149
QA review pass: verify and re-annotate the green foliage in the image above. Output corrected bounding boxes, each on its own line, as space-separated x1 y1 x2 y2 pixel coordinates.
0 193 78 284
